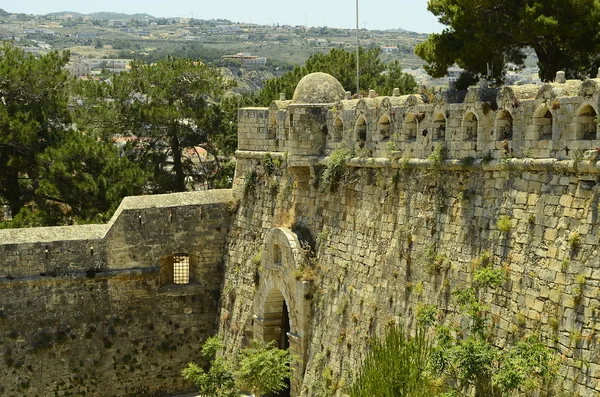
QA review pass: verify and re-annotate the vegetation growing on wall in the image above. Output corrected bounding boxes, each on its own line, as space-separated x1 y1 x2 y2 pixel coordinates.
349 251 558 397
320 148 353 192
426 253 558 396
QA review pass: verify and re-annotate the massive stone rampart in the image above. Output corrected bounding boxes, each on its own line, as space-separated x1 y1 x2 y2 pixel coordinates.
4 71 600 397
0 190 233 397
223 73 600 396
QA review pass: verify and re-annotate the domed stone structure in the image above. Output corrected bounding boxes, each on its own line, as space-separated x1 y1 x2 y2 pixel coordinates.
291 72 345 104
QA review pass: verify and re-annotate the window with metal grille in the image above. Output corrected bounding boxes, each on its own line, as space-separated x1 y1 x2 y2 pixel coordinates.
173 254 190 285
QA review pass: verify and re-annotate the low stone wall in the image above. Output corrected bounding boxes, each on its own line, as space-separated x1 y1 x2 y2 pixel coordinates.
0 190 234 397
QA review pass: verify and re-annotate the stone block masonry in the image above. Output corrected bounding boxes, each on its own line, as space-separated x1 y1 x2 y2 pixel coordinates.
0 190 234 397
221 73 600 396
5 71 600 397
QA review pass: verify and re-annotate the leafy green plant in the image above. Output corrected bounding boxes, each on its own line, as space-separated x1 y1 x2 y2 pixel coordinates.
497 215 512 233
416 304 439 327
320 147 352 192
429 251 557 396
482 151 493 164
387 140 399 152
236 341 292 397
262 154 278 176
243 170 258 197
400 153 411 170
568 232 581 251
425 244 449 275
460 156 476 168
183 338 292 397
182 337 237 397
427 144 447 177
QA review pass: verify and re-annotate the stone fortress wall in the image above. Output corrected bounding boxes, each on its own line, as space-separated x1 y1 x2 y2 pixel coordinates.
4 70 600 397
223 72 600 396
0 190 234 397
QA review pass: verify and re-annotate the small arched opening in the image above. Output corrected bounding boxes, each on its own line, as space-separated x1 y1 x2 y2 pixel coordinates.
433 113 446 141
578 104 597 140
332 118 343 142
463 112 478 141
355 117 367 148
496 110 514 140
378 115 391 142
268 113 277 140
534 106 553 140
403 113 417 141
260 287 291 397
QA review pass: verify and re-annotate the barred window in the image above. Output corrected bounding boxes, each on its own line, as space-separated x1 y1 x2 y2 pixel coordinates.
173 254 190 285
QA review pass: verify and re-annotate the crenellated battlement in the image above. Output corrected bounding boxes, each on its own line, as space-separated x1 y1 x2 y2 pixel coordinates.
238 73 600 162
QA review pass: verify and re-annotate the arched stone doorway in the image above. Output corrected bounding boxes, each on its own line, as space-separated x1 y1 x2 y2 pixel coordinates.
253 228 312 397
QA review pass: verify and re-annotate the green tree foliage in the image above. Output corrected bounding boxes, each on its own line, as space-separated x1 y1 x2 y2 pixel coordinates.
182 337 238 397
257 48 417 105
0 43 146 227
75 57 231 192
349 324 437 397
183 337 292 397
236 341 292 397
35 131 147 224
126 43 228 64
0 43 71 217
415 0 600 82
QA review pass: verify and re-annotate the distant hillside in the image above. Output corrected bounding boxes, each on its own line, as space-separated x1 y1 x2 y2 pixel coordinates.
88 12 154 20
43 11 154 20
45 11 85 18
0 8 10 16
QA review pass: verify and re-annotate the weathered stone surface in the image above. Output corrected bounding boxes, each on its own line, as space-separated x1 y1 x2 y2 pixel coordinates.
0 190 234 397
226 75 600 396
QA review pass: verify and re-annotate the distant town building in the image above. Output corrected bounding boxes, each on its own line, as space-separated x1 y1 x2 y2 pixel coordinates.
23 29 55 38
222 52 267 68
447 66 464 84
108 19 128 28
85 59 131 74
216 25 242 34
21 46 46 57
381 45 398 54
69 62 92 78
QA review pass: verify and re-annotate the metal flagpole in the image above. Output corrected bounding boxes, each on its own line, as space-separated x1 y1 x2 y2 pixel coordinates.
356 0 360 96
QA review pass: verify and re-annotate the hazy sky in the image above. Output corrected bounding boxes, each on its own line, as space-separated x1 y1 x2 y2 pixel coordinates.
8 1 445 33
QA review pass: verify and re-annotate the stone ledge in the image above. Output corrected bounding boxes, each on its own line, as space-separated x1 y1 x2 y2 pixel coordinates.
0 266 160 285
157 282 206 296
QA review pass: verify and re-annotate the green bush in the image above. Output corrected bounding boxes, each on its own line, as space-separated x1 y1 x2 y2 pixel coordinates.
183 338 292 397
349 324 436 397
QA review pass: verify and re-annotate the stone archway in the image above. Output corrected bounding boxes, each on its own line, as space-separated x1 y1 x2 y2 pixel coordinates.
253 228 312 397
